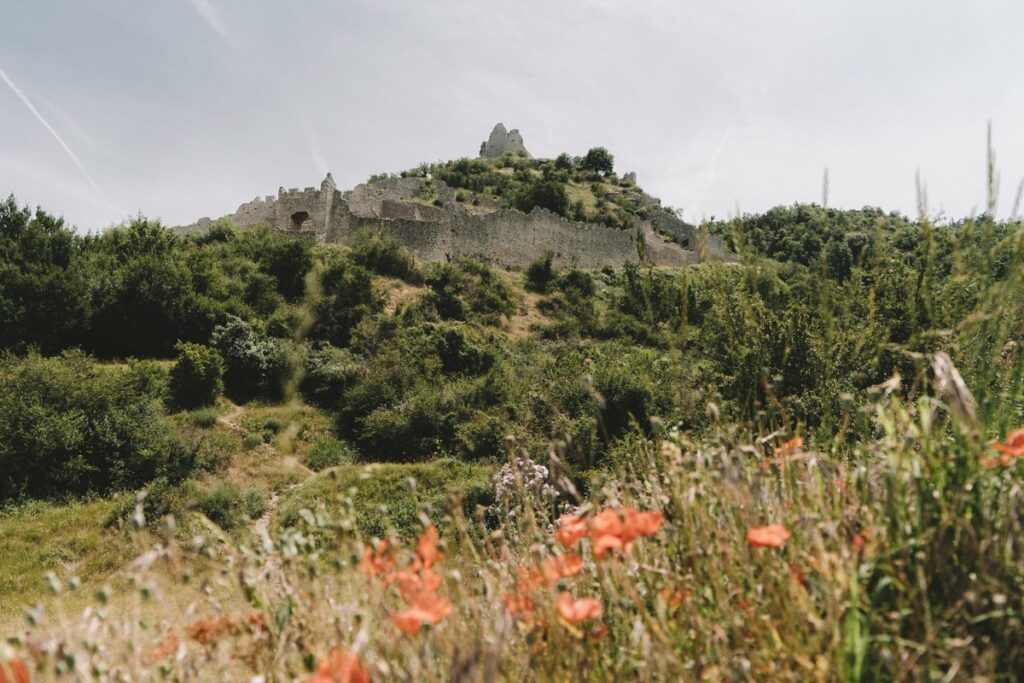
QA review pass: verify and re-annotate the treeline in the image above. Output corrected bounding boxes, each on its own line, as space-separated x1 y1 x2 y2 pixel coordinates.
2 194 1021 507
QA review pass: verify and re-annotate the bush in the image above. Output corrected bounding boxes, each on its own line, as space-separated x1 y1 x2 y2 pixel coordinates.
169 342 225 408
526 251 555 293
300 345 362 408
242 432 264 450
312 258 381 347
212 316 294 401
349 229 421 283
191 482 267 530
187 407 219 428
304 437 355 471
0 351 187 503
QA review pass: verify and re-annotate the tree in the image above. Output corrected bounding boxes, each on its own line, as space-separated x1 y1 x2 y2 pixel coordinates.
513 179 568 215
0 196 91 352
581 147 614 175
169 342 225 408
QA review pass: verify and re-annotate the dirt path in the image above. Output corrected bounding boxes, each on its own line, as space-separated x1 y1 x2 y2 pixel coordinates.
217 401 246 434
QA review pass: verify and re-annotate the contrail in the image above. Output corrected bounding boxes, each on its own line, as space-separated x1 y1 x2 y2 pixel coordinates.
187 0 245 53
0 67 107 202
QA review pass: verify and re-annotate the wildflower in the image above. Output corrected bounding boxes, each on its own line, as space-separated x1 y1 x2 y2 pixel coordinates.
501 592 536 617
626 510 664 537
359 540 394 578
992 428 1024 458
555 592 603 624
415 525 444 569
554 514 588 548
774 437 803 456
541 553 583 582
307 648 370 683
592 533 625 558
389 567 443 602
746 524 791 549
0 655 29 683
392 592 453 635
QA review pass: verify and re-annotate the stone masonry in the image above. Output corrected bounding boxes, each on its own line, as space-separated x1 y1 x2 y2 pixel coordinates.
174 126 726 269
479 123 529 159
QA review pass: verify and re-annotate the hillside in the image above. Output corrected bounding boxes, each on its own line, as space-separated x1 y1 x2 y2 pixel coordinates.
1 188 1023 680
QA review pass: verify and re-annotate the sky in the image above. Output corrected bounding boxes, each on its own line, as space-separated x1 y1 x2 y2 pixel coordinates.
2 0 1023 232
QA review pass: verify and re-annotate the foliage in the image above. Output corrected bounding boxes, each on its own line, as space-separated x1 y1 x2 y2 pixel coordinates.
348 228 421 283
525 251 556 293
212 316 294 401
169 342 225 408
0 351 188 503
581 147 614 175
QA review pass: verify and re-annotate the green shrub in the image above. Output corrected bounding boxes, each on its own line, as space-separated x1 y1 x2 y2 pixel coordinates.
0 351 188 503
349 228 421 282
277 458 493 538
169 342 224 408
212 316 294 401
242 432 264 450
525 251 555 293
300 345 361 408
191 482 267 530
304 437 355 471
265 304 304 339
187 407 219 428
312 257 382 347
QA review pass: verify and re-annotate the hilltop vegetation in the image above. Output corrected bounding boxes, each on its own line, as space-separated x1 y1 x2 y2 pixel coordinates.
371 147 656 230
1 190 1023 679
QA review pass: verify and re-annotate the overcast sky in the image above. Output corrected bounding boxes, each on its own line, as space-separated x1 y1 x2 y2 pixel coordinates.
2 0 1023 231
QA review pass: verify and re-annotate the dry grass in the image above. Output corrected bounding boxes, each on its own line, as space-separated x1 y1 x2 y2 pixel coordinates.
6 390 1022 680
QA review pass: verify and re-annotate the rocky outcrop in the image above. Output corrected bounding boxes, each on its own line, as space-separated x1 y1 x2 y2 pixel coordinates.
479 123 529 159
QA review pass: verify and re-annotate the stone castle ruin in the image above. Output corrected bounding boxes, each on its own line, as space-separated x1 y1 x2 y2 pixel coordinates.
175 126 724 269
480 123 529 159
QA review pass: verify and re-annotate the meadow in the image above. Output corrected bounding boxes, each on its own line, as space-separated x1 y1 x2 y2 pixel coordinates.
1 164 1022 680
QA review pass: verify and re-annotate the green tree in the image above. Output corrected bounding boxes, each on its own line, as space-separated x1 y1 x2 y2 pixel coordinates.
581 147 614 175
169 342 225 408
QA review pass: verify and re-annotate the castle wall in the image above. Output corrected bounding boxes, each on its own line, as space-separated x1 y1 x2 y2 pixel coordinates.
339 206 696 269
172 174 711 270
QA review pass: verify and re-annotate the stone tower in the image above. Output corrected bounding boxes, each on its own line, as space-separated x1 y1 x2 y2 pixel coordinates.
479 123 529 158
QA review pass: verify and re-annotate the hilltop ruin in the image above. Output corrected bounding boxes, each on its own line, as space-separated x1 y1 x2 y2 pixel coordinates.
175 126 724 269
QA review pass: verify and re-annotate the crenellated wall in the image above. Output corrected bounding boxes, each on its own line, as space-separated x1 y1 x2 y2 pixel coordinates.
173 174 718 270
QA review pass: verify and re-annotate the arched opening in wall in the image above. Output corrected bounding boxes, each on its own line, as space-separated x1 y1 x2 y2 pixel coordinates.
291 211 311 230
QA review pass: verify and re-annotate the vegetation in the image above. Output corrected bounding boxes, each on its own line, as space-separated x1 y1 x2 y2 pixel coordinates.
1 176 1023 679
399 150 646 229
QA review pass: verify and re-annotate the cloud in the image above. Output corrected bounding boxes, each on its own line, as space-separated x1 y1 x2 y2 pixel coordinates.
0 66 108 204
187 0 245 53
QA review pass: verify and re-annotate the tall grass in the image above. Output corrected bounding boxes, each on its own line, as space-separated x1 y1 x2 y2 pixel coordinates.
3 171 1023 680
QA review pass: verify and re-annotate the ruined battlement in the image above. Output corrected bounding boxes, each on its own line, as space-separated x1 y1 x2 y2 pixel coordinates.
172 127 725 269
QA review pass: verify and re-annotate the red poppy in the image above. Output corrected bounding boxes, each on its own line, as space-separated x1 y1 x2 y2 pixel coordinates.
746 524 791 548
554 514 588 548
389 567 443 602
0 656 29 683
774 437 803 456
358 540 394 578
307 648 370 683
992 429 1024 457
625 510 663 537
415 526 444 569
556 592 603 624
541 554 584 583
392 593 453 635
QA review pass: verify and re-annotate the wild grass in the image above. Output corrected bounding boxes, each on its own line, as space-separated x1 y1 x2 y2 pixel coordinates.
2 163 1023 680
